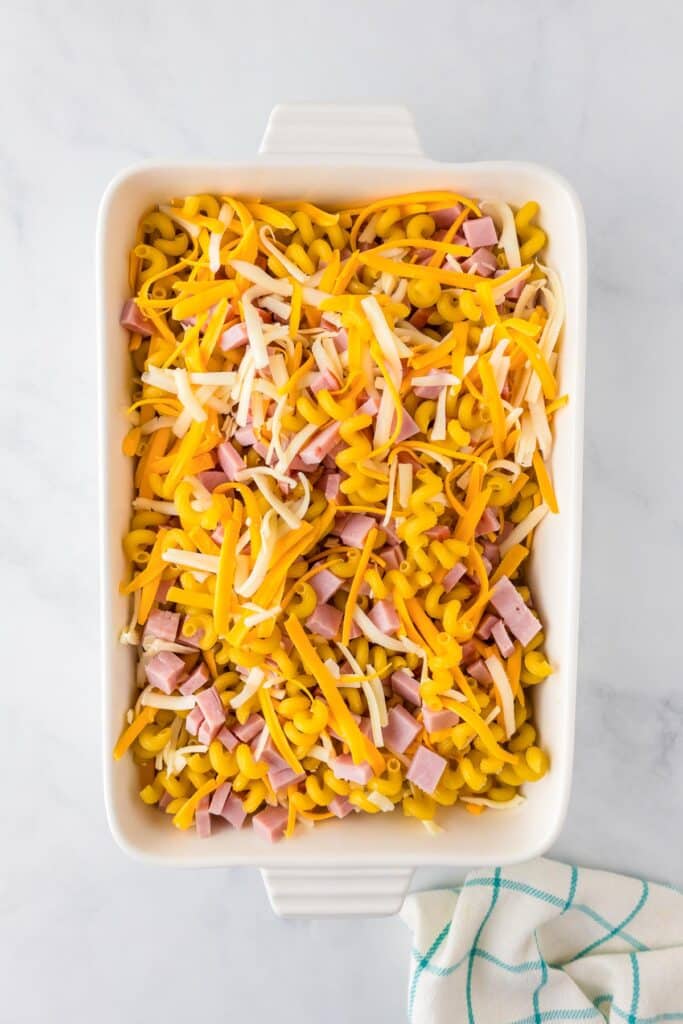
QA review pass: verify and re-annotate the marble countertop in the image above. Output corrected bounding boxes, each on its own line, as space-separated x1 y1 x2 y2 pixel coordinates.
3 1 682 1020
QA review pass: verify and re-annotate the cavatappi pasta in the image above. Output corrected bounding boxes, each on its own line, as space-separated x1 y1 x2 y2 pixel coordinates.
115 190 565 842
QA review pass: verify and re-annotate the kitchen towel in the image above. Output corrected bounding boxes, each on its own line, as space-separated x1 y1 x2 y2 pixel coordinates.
402 858 683 1023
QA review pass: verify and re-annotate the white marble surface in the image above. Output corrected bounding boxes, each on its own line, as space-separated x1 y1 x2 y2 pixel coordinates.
2 1 682 1020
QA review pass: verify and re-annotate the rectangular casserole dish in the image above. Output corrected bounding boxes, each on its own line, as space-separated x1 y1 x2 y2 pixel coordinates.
97 104 586 916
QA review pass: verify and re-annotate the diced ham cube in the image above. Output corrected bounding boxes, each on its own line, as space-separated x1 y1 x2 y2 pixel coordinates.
330 754 373 785
426 525 450 541
333 328 349 353
177 617 204 649
460 640 478 666
252 805 289 843
382 706 422 754
195 796 211 838
217 440 246 481
468 659 492 684
422 708 460 732
475 507 500 537
221 794 247 829
120 298 154 336
310 569 344 604
233 425 257 447
406 746 447 795
358 393 380 416
145 651 186 694
391 669 421 705
481 540 500 569
322 472 343 501
477 614 500 641
395 409 420 442
329 795 354 819
209 781 232 816
211 525 224 545
492 620 515 658
463 216 498 249
268 766 306 792
179 662 209 695
368 599 400 636
489 576 542 647
495 269 526 300
299 422 342 466
197 470 228 492
431 205 463 229
257 737 288 771
310 369 340 394
218 322 249 351
217 726 238 752
143 609 180 643
185 706 204 736
196 686 225 739
158 790 172 811
197 721 214 745
306 603 343 639
340 514 376 549
443 562 467 593
155 578 173 605
379 545 402 571
463 247 498 277
232 713 265 744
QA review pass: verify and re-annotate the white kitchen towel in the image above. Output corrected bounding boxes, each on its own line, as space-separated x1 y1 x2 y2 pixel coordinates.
401 859 683 1024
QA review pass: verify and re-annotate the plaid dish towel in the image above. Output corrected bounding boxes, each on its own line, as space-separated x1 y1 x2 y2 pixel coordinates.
401 858 683 1023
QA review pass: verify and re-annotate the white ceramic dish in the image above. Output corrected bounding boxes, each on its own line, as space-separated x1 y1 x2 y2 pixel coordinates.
97 105 586 917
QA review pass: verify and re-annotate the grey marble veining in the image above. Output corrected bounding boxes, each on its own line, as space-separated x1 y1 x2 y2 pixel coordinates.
2 1 682 1020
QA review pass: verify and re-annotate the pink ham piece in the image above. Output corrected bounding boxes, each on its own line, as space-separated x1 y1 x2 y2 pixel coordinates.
340 514 376 549
463 216 498 249
330 754 373 785
413 369 446 400
463 247 498 277
333 328 349 353
492 619 515 658
185 706 204 736
145 651 186 694
482 557 493 576
209 781 232 816
322 472 343 501
179 662 209 695
461 640 478 666
422 707 460 732
197 721 214 746
395 409 421 442
221 794 247 829
211 525 224 545
379 545 402 571
477 614 500 641
252 805 289 843
382 706 422 754
232 713 265 744
443 562 467 593
158 790 172 811
218 322 249 351
217 725 238 752
233 425 257 447
391 669 421 705
143 609 180 643
310 569 343 604
489 575 542 646
195 796 211 838
120 299 154 336
306 603 343 639
299 422 341 466
469 659 492 684
257 737 288 771
431 205 463 229
155 578 173 605
475 506 500 537
426 525 450 541
217 440 246 481
310 369 340 394
481 540 501 569
495 269 526 300
269 766 306 792
329 795 354 819
197 470 228 492
368 599 400 636
358 393 380 416
195 686 225 739
407 746 447 795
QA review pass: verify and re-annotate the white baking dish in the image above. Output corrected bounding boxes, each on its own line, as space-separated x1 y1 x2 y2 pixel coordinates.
97 105 586 917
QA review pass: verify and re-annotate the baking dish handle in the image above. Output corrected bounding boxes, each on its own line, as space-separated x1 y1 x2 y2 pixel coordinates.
259 104 426 159
261 865 413 917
